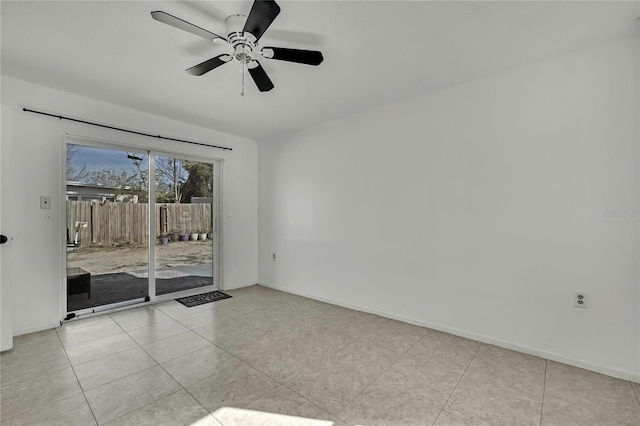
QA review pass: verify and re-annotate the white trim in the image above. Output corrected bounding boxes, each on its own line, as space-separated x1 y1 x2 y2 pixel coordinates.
93 298 147 312
61 135 68 318
215 160 224 291
258 281 640 384
148 154 156 301
147 151 220 292
64 133 226 163
63 135 151 317
64 134 149 158
637 7 640 389
62 133 223 316
223 281 258 291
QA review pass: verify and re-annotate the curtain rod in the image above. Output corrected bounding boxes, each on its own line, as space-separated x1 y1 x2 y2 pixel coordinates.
22 108 232 151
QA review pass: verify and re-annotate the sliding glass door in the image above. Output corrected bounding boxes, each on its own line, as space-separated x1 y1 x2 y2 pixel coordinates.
65 139 220 315
153 155 216 296
66 144 150 312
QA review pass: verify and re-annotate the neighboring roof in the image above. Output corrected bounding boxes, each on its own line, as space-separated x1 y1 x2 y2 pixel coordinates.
67 181 138 190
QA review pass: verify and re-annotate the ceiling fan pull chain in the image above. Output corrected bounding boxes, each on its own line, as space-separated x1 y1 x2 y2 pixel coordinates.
241 62 245 96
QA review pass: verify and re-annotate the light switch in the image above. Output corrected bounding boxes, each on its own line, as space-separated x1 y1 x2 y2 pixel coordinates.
40 195 51 209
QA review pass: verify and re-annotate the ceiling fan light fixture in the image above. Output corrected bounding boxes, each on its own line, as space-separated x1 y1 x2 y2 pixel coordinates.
233 44 253 64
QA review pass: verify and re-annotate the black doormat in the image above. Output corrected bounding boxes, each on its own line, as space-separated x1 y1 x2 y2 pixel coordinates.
175 291 232 307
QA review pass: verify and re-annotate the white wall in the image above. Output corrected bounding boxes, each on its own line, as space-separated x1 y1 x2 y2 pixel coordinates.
1 76 258 336
258 36 640 380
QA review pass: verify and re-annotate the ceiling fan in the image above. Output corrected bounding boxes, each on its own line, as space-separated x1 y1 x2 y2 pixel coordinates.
151 0 323 95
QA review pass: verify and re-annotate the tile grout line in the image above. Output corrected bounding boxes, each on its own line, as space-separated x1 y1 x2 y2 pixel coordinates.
539 360 548 426
119 307 219 421
184 312 289 386
95 309 202 425
134 342 217 425
64 310 186 423
164 301 327 424
280 367 349 419
59 329 123 350
630 381 640 406
13 288 640 425
115 304 276 425
431 341 483 425
175 338 281 426
0 332 87 423
66 340 140 369
220 310 367 411
4 292 318 425
325 330 428 422
79 362 161 392
274 383 343 421
54 328 100 426
60 301 444 424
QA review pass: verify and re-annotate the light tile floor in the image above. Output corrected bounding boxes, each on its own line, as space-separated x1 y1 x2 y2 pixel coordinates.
1 285 639 425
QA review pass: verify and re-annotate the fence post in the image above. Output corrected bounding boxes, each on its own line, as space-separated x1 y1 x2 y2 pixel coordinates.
160 205 168 235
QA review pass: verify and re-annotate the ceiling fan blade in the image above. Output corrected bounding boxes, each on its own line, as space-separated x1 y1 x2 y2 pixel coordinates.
262 47 323 66
243 0 281 42
151 11 226 42
186 55 232 76
248 61 274 92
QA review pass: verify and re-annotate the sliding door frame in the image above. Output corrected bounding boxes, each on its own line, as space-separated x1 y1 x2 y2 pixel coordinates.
149 150 223 301
62 133 223 318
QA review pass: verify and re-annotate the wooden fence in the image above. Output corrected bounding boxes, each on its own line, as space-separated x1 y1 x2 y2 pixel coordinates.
67 201 213 245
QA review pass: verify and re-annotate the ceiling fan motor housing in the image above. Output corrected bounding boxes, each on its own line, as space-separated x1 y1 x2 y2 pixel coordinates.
225 14 256 64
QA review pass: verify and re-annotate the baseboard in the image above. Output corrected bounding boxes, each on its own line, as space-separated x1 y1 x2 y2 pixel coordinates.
258 281 640 384
223 281 259 291
13 320 61 338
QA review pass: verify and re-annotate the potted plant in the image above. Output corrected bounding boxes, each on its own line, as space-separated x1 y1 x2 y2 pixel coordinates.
170 229 179 242
179 231 189 241
190 230 199 241
199 230 207 240
207 230 214 240
159 234 169 245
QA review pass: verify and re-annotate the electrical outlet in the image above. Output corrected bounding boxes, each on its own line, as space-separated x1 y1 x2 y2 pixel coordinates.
573 292 587 308
272 252 276 261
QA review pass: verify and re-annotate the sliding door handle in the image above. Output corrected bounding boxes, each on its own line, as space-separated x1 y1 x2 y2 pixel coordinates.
0 235 7 244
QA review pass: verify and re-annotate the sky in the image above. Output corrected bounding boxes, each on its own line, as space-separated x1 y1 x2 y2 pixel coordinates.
69 145 147 174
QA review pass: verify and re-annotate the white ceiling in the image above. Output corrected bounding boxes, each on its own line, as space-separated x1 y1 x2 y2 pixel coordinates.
1 1 638 141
